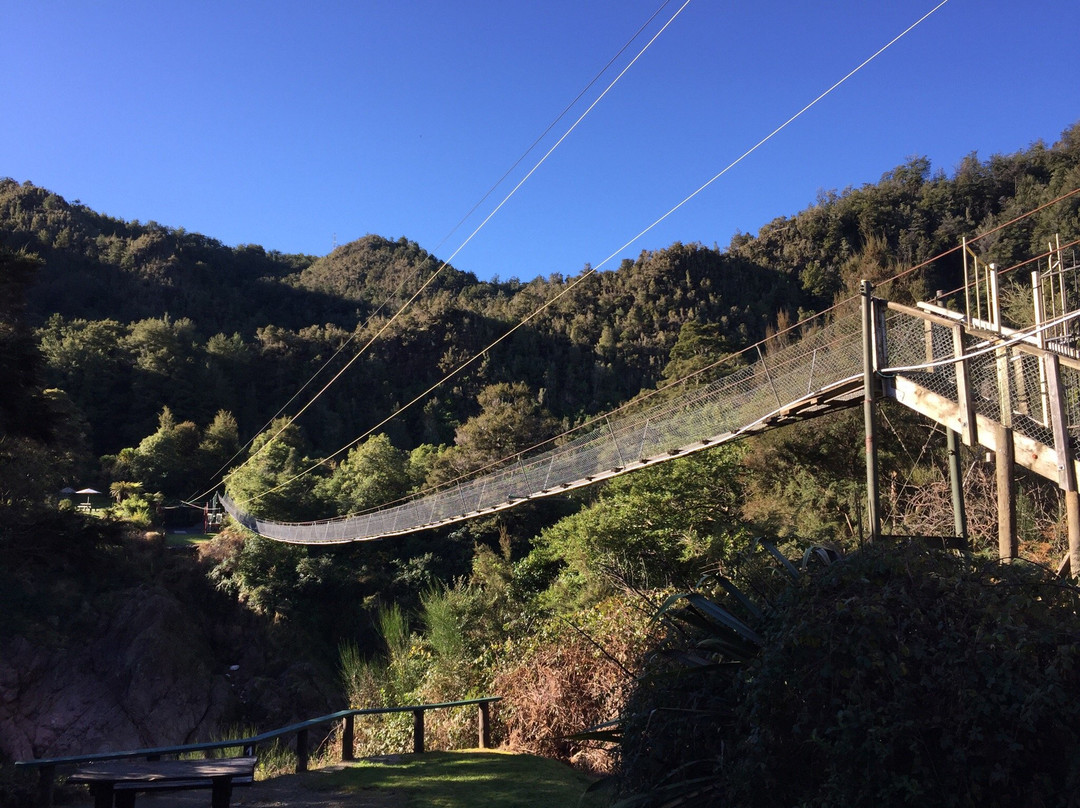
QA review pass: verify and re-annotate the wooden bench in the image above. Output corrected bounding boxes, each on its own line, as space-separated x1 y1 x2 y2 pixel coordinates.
67 757 256 808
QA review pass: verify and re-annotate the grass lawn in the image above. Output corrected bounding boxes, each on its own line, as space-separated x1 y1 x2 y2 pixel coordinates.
165 532 214 547
314 750 609 808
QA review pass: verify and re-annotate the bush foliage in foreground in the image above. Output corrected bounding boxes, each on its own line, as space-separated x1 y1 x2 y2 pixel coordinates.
618 543 1080 807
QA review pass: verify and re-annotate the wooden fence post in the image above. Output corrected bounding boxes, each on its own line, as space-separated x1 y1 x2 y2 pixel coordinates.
38 764 55 808
296 729 309 773
952 324 977 446
1044 352 1080 573
342 714 355 761
947 428 968 550
478 702 492 749
996 344 1017 559
413 710 425 754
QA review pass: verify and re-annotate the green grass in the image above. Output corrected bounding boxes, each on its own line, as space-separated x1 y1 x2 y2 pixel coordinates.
165 532 214 546
313 750 607 808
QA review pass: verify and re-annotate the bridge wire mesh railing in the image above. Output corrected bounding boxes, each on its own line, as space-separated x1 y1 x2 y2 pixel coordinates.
882 305 1077 467
222 310 866 544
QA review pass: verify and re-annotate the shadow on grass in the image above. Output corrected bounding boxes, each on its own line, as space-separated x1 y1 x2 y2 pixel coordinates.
314 750 609 808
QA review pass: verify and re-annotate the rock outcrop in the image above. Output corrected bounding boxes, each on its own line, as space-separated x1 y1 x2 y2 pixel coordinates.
0 583 234 761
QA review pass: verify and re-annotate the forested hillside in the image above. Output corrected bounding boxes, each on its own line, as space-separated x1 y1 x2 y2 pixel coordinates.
4 123 1078 466
0 179 798 458
3 122 1080 805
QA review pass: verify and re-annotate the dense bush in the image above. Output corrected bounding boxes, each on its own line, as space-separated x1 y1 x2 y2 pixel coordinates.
618 542 1080 807
494 593 657 772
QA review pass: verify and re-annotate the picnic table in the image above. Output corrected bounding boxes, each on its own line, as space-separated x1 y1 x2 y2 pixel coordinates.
68 757 256 808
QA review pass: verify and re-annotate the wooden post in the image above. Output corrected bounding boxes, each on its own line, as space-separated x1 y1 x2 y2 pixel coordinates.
996 342 1017 559
209 776 234 808
413 709 425 754
1043 352 1080 574
342 714 355 761
952 324 977 446
861 280 881 541
1033 269 1053 425
296 729 309 773
947 428 968 550
995 423 1017 559
1033 266 1080 573
37 765 56 808
90 784 114 808
1067 492 1080 577
478 701 492 749
988 264 1001 332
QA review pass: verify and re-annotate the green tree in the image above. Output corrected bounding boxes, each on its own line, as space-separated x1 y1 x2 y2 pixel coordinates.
429 382 558 484
224 418 322 521
407 443 447 491
36 315 133 454
124 315 201 434
203 333 255 426
41 387 95 485
0 248 82 506
210 531 310 618
530 447 750 611
0 248 50 440
198 409 240 485
660 318 738 388
316 433 411 515
740 408 867 545
109 480 143 503
125 407 202 497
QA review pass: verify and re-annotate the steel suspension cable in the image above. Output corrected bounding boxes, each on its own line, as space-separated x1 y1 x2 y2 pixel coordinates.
211 1 693 502
325 187 1080 518
429 0 682 257
238 0 952 511
234 2 696 506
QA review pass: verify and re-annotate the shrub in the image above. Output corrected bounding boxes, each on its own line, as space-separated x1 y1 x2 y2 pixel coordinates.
338 605 422 756
0 759 36 808
495 593 657 773
617 542 1080 807
111 493 154 527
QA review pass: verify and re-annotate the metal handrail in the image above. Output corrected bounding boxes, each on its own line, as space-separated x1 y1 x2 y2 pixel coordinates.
15 696 501 807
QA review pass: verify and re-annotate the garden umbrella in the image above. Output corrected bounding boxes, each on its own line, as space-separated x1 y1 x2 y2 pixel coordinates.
76 487 101 505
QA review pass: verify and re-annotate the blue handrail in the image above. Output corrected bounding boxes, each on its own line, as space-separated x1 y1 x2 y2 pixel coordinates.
15 697 501 769
15 696 501 807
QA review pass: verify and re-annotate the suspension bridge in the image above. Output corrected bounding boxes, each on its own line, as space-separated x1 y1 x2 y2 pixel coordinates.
222 239 1080 571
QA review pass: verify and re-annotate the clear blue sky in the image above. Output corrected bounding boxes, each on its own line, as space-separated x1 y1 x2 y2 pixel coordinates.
3 0 1078 282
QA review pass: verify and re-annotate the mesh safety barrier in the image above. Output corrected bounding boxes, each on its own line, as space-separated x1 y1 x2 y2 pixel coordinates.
882 303 1079 482
222 311 865 543
222 294 1080 544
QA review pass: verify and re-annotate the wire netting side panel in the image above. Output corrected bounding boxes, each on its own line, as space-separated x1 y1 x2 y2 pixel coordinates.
225 310 874 543
1011 351 1054 448
1063 363 1080 438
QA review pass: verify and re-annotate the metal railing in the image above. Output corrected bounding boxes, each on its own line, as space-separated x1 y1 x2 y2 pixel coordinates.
882 300 1080 484
224 312 866 543
224 243 1080 545
15 696 500 808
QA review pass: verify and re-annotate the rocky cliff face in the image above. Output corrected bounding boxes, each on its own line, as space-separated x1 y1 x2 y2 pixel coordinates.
0 540 340 764
0 583 235 760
